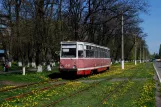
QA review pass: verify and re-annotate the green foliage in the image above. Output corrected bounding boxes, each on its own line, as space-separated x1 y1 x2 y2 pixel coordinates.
0 0 150 63
153 53 160 59
159 44 161 58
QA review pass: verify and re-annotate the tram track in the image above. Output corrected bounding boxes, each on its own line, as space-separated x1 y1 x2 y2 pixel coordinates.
44 77 113 107
0 79 59 92
94 69 138 107
1 66 137 106
2 77 83 102
5 82 66 101
44 68 138 107
0 66 135 93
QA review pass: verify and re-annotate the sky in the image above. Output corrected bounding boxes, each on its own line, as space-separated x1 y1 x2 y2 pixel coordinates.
0 50 4 53
140 0 161 54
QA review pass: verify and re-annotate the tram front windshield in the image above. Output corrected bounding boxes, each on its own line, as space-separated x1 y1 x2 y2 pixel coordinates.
61 44 76 58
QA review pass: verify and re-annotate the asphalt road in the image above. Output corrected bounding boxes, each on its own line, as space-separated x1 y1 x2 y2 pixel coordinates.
153 62 161 83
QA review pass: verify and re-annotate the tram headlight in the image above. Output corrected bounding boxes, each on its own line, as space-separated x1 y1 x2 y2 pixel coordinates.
73 65 77 69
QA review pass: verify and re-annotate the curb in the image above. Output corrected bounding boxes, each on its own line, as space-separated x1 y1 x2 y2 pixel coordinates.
153 63 161 83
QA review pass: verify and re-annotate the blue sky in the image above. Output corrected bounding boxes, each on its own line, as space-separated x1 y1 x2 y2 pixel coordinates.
140 0 161 54
0 50 4 53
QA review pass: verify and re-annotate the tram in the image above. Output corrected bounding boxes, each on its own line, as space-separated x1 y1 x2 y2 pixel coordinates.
59 41 111 75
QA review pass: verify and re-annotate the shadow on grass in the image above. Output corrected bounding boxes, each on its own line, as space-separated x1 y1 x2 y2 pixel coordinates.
47 70 109 80
48 72 88 80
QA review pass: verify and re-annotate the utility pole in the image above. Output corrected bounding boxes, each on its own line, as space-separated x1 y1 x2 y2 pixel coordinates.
140 41 142 63
143 45 144 63
121 13 124 69
145 48 147 62
135 34 137 65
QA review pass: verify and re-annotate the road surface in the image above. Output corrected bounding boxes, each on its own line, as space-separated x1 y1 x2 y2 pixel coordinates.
153 62 161 83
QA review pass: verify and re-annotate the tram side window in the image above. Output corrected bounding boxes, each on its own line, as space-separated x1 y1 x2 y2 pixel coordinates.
97 48 99 58
94 47 98 58
96 48 99 58
102 51 104 58
105 50 108 58
107 50 110 58
78 44 84 58
100 48 103 58
104 49 105 57
103 51 105 58
86 45 94 58
103 52 105 58
86 50 90 57
98 48 101 58
104 49 106 58
100 51 102 58
78 50 83 58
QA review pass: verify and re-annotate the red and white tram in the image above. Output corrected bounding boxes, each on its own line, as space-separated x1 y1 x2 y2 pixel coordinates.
59 41 111 75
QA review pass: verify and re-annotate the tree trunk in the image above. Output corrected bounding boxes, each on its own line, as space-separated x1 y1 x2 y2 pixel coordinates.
22 67 25 75
37 65 42 72
47 65 51 71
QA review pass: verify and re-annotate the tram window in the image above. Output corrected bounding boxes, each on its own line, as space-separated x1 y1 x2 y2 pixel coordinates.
78 50 84 58
95 47 98 58
98 48 100 58
101 51 103 58
107 50 110 58
105 49 107 58
91 50 94 57
106 49 108 58
86 50 94 58
103 51 105 58
61 48 76 57
61 44 76 58
91 46 94 58
86 45 91 49
78 44 84 58
100 48 103 58
96 48 99 58
103 52 105 58
86 50 90 57
85 45 94 58
99 51 101 58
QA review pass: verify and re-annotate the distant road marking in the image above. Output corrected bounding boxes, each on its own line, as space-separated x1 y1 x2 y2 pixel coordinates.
153 63 161 83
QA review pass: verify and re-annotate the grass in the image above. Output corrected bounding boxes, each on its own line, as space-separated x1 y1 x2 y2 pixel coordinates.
0 72 51 83
0 62 156 107
55 63 156 107
54 81 121 107
0 63 59 83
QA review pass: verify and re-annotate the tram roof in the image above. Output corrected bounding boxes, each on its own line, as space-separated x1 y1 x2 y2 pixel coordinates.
61 41 110 50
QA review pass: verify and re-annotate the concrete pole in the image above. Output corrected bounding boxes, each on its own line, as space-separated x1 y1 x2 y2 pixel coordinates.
145 49 147 62
121 14 124 69
22 67 25 75
143 46 144 63
140 42 142 63
135 35 137 65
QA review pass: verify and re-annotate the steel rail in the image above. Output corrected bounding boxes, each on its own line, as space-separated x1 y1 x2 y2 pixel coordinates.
5 82 66 101
44 77 113 107
94 69 138 107
0 79 59 92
